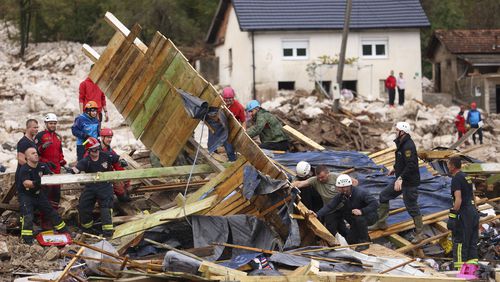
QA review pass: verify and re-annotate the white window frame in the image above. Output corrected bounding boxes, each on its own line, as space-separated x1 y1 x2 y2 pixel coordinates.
282 39 309 60
361 39 388 59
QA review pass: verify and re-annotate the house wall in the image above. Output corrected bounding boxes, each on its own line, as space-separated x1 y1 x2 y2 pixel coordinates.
456 75 487 110
430 43 458 94
214 7 424 104
485 76 500 113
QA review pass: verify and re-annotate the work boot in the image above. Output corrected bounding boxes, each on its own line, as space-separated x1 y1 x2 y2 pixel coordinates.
411 215 425 243
102 230 114 239
22 236 34 245
117 193 131 203
368 203 389 231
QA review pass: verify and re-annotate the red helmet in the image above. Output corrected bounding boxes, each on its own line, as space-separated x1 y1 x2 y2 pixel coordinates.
100 128 113 137
84 101 98 111
222 87 235 99
83 137 100 151
470 102 477 109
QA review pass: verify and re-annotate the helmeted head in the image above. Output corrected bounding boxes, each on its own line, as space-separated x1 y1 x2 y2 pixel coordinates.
296 161 311 178
84 101 98 118
83 137 100 152
395 121 411 136
336 174 353 195
44 113 58 132
246 100 260 118
100 128 113 146
222 87 235 106
470 102 477 110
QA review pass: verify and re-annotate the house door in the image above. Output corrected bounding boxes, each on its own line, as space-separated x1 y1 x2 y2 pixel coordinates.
496 85 500 113
435 63 441 92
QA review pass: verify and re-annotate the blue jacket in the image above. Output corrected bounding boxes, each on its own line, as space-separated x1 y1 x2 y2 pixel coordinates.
71 113 99 145
466 109 482 126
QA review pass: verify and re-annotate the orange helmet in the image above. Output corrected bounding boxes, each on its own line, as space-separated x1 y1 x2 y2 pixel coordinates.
84 101 98 111
83 137 100 151
100 128 113 137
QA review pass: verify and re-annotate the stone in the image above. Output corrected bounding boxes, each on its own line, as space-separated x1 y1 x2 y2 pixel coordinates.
43 246 60 261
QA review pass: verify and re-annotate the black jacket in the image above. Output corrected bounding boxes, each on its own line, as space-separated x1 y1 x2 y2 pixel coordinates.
394 134 420 187
316 187 378 218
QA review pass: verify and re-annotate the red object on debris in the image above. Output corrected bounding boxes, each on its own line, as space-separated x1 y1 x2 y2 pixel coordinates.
36 231 72 247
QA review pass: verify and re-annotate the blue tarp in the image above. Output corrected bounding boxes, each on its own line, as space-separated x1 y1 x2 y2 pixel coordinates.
273 151 452 225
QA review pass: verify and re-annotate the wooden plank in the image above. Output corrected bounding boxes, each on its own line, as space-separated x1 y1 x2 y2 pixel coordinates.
187 138 225 172
82 44 100 62
205 192 242 215
104 12 147 53
88 31 125 83
388 234 414 249
449 126 480 149
55 247 85 282
119 154 154 186
113 195 217 238
295 202 338 245
283 125 325 151
462 163 500 174
42 164 224 185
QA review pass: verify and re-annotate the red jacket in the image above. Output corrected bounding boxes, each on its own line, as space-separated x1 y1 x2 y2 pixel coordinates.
228 100 246 124
79 77 106 113
35 130 65 174
385 75 396 89
455 114 466 134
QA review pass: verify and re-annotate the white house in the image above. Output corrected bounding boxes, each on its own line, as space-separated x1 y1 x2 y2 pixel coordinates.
206 0 430 104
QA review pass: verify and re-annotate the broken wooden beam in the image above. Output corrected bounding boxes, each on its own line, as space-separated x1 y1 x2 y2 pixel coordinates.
41 163 229 185
379 258 416 274
283 125 325 151
55 247 85 282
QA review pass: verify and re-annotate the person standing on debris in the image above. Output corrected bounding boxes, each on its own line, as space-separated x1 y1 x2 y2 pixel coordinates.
369 122 425 243
455 106 467 140
309 174 378 248
16 119 39 189
34 113 67 230
385 70 397 107
466 102 483 145
79 66 109 122
72 101 100 161
17 147 68 244
98 128 131 202
72 137 122 237
218 87 246 161
245 100 289 151
446 156 479 269
396 72 405 106
294 161 322 212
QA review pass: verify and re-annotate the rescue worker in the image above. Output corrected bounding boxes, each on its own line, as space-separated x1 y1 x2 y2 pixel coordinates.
294 161 322 212
18 147 67 244
79 65 109 122
309 175 378 249
72 137 122 237
245 100 289 151
72 101 100 161
446 156 479 269
219 87 246 161
16 119 39 187
454 106 466 140
98 128 131 202
369 122 424 243
466 102 483 145
34 113 67 230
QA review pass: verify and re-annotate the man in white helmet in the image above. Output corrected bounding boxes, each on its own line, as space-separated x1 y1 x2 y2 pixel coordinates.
294 161 322 212
309 174 378 249
369 121 424 243
34 113 67 230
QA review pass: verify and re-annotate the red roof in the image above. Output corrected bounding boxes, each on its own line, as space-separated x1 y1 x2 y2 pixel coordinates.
433 29 500 54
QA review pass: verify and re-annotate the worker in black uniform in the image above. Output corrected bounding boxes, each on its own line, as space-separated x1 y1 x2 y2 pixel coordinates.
294 161 323 212
446 156 479 269
309 174 378 249
18 147 67 244
72 137 124 237
369 122 424 243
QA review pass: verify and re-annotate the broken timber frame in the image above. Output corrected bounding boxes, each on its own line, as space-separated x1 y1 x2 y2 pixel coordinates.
83 12 337 245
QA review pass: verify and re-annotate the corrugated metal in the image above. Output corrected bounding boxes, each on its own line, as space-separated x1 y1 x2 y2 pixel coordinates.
232 0 430 30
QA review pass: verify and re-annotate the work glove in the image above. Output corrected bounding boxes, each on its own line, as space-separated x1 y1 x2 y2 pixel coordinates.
447 209 458 231
46 161 57 170
63 166 73 173
119 159 128 168
33 179 42 190
41 142 53 150
60 159 67 167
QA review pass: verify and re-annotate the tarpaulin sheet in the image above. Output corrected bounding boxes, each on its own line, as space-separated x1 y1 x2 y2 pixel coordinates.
273 151 452 225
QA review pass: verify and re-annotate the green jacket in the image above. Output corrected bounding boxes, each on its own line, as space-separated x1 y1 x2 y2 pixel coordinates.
247 109 288 143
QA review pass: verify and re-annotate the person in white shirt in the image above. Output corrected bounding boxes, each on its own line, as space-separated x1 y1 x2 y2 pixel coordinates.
396 72 406 106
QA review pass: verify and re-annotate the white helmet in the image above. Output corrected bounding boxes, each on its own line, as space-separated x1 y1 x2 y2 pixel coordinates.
44 113 58 122
396 121 411 134
296 161 311 178
336 174 352 187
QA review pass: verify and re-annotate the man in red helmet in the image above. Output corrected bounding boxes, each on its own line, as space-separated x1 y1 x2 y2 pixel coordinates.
34 113 67 230
79 65 109 122
99 128 131 202
466 102 483 145
71 137 123 237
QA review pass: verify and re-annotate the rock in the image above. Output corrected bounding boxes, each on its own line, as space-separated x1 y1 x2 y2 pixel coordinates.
43 246 60 261
0 241 9 260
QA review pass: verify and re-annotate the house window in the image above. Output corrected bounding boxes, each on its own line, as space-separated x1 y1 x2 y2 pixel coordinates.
361 40 388 58
278 81 295 90
282 40 308 59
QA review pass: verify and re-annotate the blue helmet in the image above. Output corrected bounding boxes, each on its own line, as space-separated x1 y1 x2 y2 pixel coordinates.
246 100 260 111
